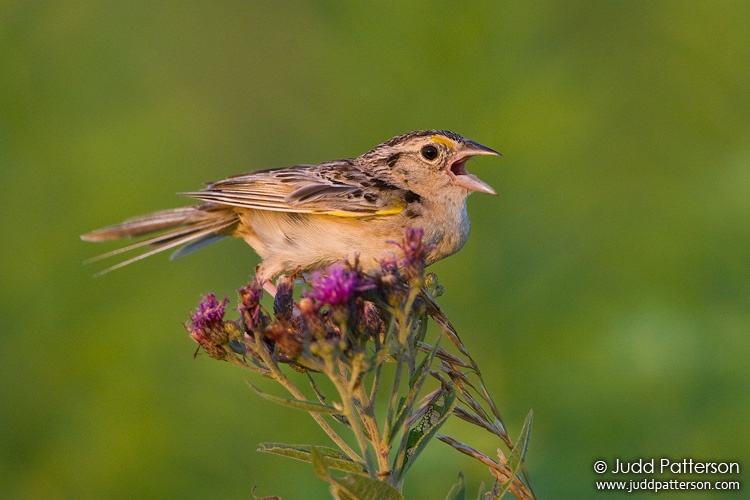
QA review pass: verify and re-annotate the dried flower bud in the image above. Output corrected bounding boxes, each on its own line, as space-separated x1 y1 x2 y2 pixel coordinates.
298 297 316 315
424 272 444 297
375 259 407 305
363 300 385 340
273 275 294 320
264 321 302 359
298 296 326 340
239 280 266 329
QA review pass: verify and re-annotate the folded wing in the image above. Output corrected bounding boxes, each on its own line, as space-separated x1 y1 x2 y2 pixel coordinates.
183 162 405 217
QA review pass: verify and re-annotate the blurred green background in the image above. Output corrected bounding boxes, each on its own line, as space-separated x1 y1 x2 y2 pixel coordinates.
2 1 748 498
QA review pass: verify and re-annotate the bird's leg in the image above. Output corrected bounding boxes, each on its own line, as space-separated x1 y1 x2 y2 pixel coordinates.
262 280 278 297
256 263 278 297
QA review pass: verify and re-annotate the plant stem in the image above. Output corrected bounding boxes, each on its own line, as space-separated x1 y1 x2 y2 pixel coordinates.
383 337 406 447
251 330 362 464
351 378 391 477
323 353 378 477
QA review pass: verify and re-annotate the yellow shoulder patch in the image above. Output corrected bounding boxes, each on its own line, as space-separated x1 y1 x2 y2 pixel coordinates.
374 204 405 216
323 203 405 218
324 210 369 218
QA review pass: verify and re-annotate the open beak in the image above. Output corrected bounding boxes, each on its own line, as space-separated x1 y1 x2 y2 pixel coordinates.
448 140 500 195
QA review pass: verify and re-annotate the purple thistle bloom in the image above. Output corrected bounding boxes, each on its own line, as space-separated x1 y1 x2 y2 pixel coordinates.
391 227 434 284
186 293 229 359
191 293 228 329
307 263 362 307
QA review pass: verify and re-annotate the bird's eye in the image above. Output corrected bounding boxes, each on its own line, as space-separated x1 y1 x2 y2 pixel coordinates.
420 145 438 161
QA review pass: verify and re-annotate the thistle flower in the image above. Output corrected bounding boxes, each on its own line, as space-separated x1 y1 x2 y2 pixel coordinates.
391 227 434 285
186 293 229 359
307 263 361 307
192 293 227 326
182 227 534 499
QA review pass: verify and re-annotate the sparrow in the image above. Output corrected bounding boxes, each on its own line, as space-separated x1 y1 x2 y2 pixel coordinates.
82 130 500 288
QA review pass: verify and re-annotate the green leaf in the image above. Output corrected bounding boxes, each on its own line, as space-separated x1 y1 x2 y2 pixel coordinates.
494 409 533 499
390 339 442 445
408 336 439 387
248 383 342 414
258 443 366 474
476 481 488 500
445 471 466 500
507 410 533 471
329 473 404 500
395 387 457 481
310 446 332 481
309 446 403 500
388 396 408 446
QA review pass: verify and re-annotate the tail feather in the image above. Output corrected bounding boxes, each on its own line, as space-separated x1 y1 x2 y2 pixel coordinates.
81 207 201 241
81 205 238 276
169 233 227 260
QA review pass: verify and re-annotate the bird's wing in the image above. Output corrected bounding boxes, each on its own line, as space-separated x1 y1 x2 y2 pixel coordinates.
183 162 406 217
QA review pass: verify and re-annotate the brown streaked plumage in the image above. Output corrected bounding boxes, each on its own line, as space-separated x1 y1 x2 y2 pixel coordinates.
82 130 500 282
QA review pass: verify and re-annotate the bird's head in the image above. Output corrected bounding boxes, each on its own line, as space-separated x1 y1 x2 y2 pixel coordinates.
362 130 500 197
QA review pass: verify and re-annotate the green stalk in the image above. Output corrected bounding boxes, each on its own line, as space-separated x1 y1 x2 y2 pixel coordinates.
323 352 378 478
251 330 362 465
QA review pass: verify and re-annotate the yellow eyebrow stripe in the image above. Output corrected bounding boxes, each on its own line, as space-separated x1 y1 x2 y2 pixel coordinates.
430 135 456 148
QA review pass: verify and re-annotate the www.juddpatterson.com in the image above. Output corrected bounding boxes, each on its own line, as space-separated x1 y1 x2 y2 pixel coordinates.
596 478 740 493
